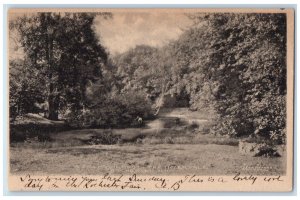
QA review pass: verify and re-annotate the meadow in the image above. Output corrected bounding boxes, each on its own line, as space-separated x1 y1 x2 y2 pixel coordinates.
10 109 286 176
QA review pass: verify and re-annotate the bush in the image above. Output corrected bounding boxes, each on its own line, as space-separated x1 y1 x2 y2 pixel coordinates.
86 130 121 145
10 122 68 143
66 91 154 128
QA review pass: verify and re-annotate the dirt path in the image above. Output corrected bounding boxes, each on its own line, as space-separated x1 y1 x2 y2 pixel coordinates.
146 108 208 129
145 119 165 129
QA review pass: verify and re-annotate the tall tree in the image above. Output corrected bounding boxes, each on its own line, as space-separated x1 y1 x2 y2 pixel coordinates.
10 12 110 120
183 13 287 142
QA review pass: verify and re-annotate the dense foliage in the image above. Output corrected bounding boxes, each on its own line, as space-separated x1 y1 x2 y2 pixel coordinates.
67 91 153 128
187 14 287 143
9 59 46 119
111 13 287 143
10 13 109 120
10 13 287 143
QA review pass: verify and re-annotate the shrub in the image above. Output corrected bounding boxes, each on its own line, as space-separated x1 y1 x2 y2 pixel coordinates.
86 130 121 145
66 91 154 128
10 122 68 143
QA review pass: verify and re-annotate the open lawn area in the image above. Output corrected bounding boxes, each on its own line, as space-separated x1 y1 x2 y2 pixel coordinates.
10 141 286 176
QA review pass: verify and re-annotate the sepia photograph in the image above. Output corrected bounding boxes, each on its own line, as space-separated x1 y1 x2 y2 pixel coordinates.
7 8 294 191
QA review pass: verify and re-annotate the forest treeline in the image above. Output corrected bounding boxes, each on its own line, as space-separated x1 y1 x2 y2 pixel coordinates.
9 12 287 143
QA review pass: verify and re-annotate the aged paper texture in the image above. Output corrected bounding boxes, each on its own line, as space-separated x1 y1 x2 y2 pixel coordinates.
7 8 294 192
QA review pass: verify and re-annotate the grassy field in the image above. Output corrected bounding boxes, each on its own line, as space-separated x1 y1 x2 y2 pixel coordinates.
10 142 285 175
9 108 286 176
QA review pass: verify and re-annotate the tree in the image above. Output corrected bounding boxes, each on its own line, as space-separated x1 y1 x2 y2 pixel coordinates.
9 58 46 119
10 12 110 120
143 13 287 142
185 13 287 142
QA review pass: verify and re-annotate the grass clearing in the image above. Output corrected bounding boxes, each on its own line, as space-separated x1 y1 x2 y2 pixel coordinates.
10 143 286 175
9 108 286 176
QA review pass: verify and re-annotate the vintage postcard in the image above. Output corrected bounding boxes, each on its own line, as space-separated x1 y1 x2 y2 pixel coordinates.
7 8 294 192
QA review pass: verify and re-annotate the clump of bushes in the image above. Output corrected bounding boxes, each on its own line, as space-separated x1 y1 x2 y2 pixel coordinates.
254 144 281 157
66 91 154 129
86 130 121 145
10 122 68 143
239 137 281 157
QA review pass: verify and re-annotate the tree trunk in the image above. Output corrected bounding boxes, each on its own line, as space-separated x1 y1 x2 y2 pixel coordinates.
154 82 166 116
45 15 59 120
47 83 59 120
47 43 59 120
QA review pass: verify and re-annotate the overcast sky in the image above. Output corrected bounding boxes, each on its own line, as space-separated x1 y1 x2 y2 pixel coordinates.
94 12 193 55
9 11 193 59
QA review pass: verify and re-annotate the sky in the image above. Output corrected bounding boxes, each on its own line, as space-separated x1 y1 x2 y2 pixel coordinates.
94 11 193 55
9 11 193 59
